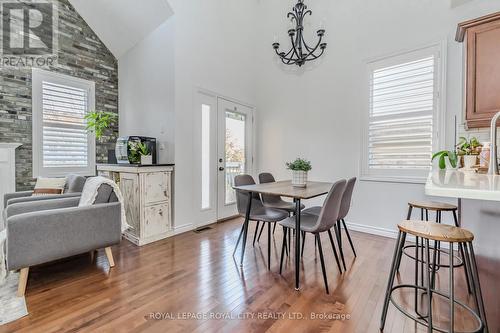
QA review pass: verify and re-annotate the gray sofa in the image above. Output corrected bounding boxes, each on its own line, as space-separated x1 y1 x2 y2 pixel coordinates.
4 183 122 296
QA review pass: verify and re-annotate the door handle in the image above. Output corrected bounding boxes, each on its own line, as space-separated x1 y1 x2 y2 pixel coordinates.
219 167 225 171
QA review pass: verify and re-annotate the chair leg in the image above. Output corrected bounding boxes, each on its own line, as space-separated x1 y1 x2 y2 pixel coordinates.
257 222 265 242
316 234 329 294
17 267 29 297
283 226 289 257
273 222 277 234
105 247 115 268
267 223 271 270
253 221 260 246
301 231 306 257
280 227 287 274
335 223 347 271
90 250 96 263
327 229 342 273
341 219 356 257
233 223 245 256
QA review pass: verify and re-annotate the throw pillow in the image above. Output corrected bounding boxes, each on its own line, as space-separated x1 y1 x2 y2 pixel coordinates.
32 177 66 196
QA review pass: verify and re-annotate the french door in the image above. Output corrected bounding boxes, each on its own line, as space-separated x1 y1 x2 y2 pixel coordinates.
194 91 254 226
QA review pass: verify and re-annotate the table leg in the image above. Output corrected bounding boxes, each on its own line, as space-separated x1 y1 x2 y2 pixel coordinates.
240 192 253 267
294 198 301 290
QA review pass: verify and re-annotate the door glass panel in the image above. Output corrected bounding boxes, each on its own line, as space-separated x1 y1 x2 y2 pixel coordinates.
225 111 246 205
201 104 211 209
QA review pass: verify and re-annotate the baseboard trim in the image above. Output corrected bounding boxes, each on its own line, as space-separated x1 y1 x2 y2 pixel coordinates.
173 223 194 236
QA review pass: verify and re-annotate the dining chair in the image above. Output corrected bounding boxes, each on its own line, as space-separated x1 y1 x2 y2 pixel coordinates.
232 174 289 269
278 179 347 294
303 177 357 271
257 172 306 248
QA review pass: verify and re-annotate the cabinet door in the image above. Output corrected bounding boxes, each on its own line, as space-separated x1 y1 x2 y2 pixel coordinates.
465 19 500 128
144 203 170 238
144 172 169 204
120 173 141 236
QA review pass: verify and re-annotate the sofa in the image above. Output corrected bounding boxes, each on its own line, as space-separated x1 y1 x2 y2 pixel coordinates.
4 183 121 296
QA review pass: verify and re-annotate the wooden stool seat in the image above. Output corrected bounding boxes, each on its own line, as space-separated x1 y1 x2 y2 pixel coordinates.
398 220 474 243
408 200 457 211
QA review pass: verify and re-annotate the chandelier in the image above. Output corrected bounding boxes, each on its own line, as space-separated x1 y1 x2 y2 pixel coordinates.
272 0 327 67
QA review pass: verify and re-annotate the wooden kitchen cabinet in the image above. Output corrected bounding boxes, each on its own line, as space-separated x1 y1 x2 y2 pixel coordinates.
97 164 174 246
456 12 500 128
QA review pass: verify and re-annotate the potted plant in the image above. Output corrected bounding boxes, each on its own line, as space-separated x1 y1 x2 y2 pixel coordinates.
432 150 457 170
129 141 152 165
456 136 482 169
84 111 118 141
286 158 312 187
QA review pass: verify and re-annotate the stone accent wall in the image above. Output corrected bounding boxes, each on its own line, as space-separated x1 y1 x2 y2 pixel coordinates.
0 0 118 190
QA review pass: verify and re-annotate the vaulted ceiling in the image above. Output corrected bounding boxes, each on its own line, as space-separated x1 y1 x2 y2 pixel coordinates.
68 0 173 59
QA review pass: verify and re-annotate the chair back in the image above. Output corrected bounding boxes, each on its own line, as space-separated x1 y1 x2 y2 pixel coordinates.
313 179 347 233
234 174 262 215
338 177 356 220
258 172 282 204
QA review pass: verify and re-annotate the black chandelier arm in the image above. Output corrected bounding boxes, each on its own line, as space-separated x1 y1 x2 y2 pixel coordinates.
302 34 324 60
305 47 325 62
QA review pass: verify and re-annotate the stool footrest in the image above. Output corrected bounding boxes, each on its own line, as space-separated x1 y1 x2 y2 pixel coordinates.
402 244 464 268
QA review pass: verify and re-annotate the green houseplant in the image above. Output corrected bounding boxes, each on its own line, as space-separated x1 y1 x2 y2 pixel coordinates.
84 111 118 140
432 150 457 170
456 136 482 169
286 158 312 187
128 141 152 165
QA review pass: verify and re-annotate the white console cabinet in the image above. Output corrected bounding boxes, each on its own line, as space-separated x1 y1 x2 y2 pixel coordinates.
97 164 174 246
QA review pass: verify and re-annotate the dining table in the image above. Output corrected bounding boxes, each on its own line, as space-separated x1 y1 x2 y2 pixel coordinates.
233 180 333 290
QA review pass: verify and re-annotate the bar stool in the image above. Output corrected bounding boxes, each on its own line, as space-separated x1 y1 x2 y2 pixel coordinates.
400 200 471 293
380 220 488 333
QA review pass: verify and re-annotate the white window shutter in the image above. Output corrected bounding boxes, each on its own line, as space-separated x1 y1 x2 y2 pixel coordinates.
42 81 89 168
368 55 437 172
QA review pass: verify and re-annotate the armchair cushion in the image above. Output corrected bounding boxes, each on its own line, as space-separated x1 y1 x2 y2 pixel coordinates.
5 197 80 219
65 174 87 193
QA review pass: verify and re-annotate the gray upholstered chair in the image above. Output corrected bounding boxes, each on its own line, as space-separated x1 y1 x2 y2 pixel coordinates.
258 172 305 239
5 183 121 296
279 179 346 294
3 174 86 210
232 174 288 269
303 177 357 270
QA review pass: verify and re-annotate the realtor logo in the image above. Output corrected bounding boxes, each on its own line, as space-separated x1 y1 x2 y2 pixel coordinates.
0 0 58 67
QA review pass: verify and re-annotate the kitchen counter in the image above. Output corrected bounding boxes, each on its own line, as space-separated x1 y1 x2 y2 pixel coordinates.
425 169 500 201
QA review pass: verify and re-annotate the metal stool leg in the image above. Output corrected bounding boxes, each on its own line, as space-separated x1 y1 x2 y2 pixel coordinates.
449 241 455 333
267 223 271 270
424 239 433 333
452 210 472 294
396 205 413 272
468 242 489 332
380 231 406 330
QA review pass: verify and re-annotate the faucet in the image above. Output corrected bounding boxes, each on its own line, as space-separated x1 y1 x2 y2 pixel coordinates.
488 111 500 175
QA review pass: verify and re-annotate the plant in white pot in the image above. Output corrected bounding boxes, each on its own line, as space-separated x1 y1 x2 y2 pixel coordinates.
286 158 312 187
456 136 482 170
432 150 457 170
128 141 152 165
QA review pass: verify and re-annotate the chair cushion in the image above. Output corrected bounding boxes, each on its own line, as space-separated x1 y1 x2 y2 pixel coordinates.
249 207 288 222
263 200 305 213
65 174 87 193
302 206 322 216
279 213 321 233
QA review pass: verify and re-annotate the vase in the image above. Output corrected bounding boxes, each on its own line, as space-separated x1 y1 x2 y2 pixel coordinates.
463 155 477 170
291 170 308 187
141 155 153 165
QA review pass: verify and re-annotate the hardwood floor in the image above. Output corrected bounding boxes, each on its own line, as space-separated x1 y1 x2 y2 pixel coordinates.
0 218 495 333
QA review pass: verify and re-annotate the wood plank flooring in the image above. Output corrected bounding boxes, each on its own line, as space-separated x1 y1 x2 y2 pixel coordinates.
0 218 496 333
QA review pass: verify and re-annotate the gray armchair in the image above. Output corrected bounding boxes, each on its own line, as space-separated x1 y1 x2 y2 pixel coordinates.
5 184 121 296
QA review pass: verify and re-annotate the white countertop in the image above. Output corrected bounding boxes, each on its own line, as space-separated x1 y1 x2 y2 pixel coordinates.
425 169 500 201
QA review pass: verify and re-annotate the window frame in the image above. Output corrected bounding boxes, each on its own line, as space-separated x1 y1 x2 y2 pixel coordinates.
32 68 96 177
360 42 446 184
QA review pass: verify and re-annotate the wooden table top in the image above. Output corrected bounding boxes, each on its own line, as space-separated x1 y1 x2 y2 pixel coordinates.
233 180 333 199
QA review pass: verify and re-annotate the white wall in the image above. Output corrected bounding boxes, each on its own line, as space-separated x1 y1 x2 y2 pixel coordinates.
119 19 176 164
168 0 258 230
254 0 500 235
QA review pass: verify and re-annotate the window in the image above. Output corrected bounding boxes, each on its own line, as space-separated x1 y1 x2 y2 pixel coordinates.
32 69 96 177
361 44 444 183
